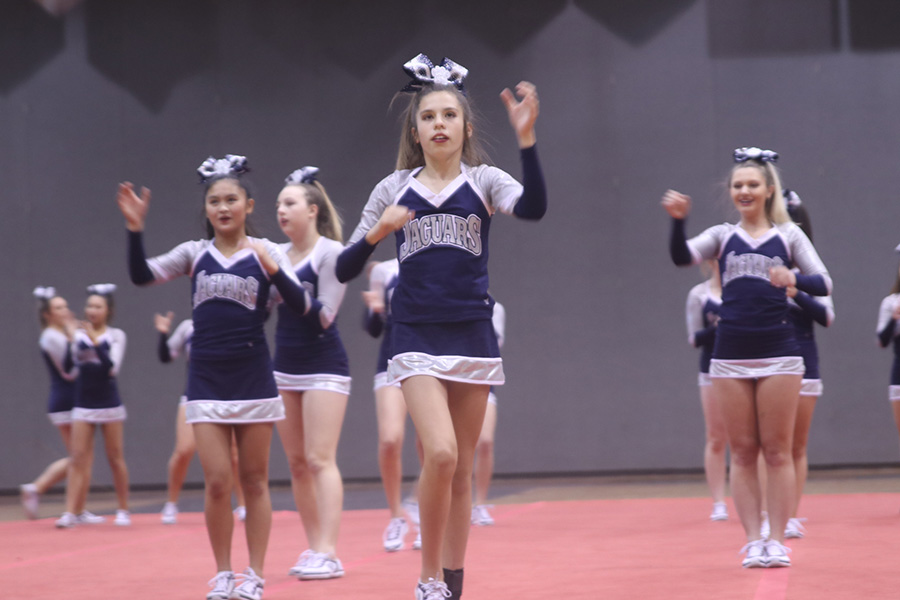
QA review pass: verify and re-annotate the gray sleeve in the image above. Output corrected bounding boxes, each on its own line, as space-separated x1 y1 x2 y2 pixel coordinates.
147 240 203 282
686 224 728 264
108 328 127 377
786 224 833 294
315 240 348 329
685 284 705 346
346 172 406 245
472 165 523 215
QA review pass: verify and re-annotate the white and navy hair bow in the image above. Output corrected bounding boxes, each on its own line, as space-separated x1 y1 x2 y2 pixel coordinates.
33 286 56 300
401 53 468 93
86 283 117 296
733 147 779 163
197 154 250 183
285 166 319 186
783 189 802 209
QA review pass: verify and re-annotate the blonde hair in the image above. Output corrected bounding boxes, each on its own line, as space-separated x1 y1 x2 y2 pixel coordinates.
729 161 790 225
394 85 490 171
291 181 343 243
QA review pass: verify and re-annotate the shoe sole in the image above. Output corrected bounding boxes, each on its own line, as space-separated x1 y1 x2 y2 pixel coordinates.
766 559 791 568
784 532 804 539
742 558 767 568
384 544 404 552
297 571 344 580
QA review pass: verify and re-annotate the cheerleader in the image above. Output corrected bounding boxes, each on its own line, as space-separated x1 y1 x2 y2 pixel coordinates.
783 192 834 539
684 262 728 521
663 147 832 568
363 257 418 551
471 300 505 526
336 54 546 600
21 287 78 519
56 284 130 528
876 246 900 480
155 312 246 525
118 154 310 600
271 166 350 580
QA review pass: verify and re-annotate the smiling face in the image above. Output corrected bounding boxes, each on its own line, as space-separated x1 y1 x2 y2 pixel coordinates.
84 294 109 328
729 165 773 223
43 296 71 329
413 90 471 163
205 178 254 238
276 185 317 240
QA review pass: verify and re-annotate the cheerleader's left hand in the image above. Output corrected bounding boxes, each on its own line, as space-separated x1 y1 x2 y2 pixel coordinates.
769 266 796 288
501 81 538 148
242 239 280 275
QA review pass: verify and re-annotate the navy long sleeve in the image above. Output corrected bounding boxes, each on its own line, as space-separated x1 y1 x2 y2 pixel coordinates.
336 237 377 283
364 308 385 338
670 219 693 266
794 273 829 297
128 231 155 285
879 319 897 348
512 145 547 220
693 325 717 348
157 332 172 363
793 291 829 327
271 269 309 315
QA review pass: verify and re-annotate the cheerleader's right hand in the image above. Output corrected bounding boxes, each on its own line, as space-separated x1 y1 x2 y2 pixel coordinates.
661 189 691 219
362 290 385 313
366 205 414 245
154 311 174 334
117 182 151 232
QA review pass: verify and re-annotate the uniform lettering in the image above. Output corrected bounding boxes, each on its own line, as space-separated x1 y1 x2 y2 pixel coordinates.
194 270 259 310
721 251 784 286
398 214 483 261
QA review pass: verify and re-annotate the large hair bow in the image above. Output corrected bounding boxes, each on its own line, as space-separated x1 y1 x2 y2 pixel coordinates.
86 283 117 296
197 154 250 183
33 286 56 300
783 189 802 209
285 166 319 186
401 53 468 93
733 147 779 163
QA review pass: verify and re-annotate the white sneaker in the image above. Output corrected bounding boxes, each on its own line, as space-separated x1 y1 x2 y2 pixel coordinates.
114 509 131 526
383 517 409 552
784 517 807 539
403 497 420 527
764 539 791 567
206 570 234 600
234 506 247 522
232 567 265 600
471 504 494 526
297 552 344 580
415 577 451 600
709 501 728 522
161 501 178 525
55 512 77 529
20 484 39 519
413 529 422 550
759 512 770 539
77 511 106 525
288 549 316 577
740 539 768 568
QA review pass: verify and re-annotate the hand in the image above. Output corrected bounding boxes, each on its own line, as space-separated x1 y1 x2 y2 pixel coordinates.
241 239 279 275
661 190 691 219
785 285 798 298
80 320 99 344
62 312 78 340
154 311 174 334
366 205 414 245
500 81 539 148
769 266 797 288
362 290 385 313
117 182 151 232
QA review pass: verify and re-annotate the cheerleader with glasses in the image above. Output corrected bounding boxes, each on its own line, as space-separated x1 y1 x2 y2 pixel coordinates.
118 155 310 600
336 54 546 600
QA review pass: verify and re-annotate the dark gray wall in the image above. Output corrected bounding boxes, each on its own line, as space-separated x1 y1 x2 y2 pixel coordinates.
3 0 899 492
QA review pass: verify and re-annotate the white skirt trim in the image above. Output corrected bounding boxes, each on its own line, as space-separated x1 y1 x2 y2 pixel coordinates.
48 411 73 426
697 372 712 387
72 406 127 423
179 395 188 405
274 372 351 395
373 371 401 392
388 352 505 385
709 357 804 379
487 391 498 406
800 379 823 397
890 386 900 402
185 396 285 424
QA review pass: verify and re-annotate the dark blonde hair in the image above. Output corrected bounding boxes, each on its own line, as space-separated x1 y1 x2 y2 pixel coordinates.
728 161 789 225
395 84 490 171
289 181 343 243
891 269 900 296
37 295 62 329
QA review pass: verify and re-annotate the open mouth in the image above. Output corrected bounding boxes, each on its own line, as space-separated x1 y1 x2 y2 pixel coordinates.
432 134 449 142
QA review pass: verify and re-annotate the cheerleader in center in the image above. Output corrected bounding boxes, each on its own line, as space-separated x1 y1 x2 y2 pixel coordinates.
271 166 351 581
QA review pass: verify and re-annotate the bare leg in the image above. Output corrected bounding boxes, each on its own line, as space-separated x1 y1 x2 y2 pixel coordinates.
32 424 72 494
791 394 818 517
699 385 728 504
100 421 129 511
376 385 408 518
230 431 246 509
65 421 95 515
234 422 274 577
166 404 196 504
473 401 497 507
194 423 236 572
277 391 319 550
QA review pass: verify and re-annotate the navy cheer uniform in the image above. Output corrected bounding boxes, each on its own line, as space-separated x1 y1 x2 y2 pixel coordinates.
877 294 900 401
676 221 832 378
787 282 834 396
129 234 310 424
159 319 193 404
342 156 542 385
365 259 401 391
72 327 127 423
273 237 351 395
39 328 78 425
685 280 722 387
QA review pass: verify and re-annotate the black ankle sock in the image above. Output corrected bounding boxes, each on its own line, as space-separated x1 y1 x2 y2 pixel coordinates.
443 568 463 599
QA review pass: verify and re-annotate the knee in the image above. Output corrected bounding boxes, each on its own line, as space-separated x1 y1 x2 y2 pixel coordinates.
761 446 792 469
205 474 233 500
476 437 494 456
379 435 402 456
304 452 333 477
730 444 760 468
424 444 457 476
707 436 727 454
239 472 267 499
286 454 311 480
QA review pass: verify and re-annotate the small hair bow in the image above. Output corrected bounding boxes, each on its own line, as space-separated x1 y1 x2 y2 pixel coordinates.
285 166 320 186
197 154 250 183
401 53 468 93
783 189 802 208
86 283 117 296
33 286 56 300
733 147 779 163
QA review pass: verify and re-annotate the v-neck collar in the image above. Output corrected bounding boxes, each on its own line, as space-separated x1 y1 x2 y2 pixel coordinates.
409 167 468 208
